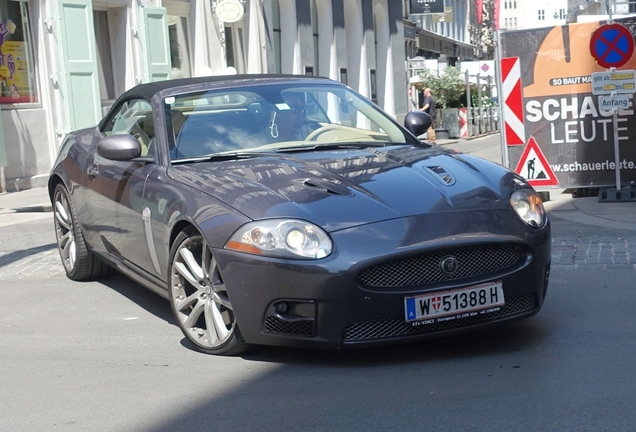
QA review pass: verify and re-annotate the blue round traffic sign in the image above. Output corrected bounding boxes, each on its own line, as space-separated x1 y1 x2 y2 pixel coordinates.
589 23 635 69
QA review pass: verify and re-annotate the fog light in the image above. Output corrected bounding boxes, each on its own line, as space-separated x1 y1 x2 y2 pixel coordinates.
276 302 289 314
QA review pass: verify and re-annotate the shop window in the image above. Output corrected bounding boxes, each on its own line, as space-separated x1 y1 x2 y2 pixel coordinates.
0 0 37 104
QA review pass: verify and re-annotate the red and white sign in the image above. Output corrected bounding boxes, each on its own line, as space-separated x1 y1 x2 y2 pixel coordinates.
514 137 559 187
501 57 525 146
459 107 468 138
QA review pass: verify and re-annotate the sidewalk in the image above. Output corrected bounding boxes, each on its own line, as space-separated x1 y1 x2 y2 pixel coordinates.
0 186 51 214
0 163 634 231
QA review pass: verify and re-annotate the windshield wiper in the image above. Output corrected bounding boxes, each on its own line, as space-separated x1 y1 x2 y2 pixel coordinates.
171 151 275 164
275 142 389 153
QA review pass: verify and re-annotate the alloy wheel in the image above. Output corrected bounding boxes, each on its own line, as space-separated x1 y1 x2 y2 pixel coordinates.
169 233 239 351
54 187 77 273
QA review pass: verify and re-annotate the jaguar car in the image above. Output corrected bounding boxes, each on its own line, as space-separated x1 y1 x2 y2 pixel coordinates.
49 75 551 356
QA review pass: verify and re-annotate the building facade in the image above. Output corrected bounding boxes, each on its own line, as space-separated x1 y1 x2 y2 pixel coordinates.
0 0 409 192
408 0 476 63
499 0 567 30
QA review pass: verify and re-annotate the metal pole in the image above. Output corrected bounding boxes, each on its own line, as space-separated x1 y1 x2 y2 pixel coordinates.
477 72 482 134
465 70 472 137
486 75 492 132
612 107 621 190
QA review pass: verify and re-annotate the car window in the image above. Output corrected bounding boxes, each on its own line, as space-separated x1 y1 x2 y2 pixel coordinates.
102 99 156 158
165 84 416 162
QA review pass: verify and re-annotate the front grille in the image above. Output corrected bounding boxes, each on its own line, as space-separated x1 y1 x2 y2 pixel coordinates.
357 245 525 288
263 315 314 336
343 294 536 342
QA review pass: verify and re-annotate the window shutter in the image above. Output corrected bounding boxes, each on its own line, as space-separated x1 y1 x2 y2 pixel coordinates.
52 0 101 131
141 7 172 82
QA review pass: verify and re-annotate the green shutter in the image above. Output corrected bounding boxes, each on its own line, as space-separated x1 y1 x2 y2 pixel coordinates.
52 0 101 131
141 7 172 82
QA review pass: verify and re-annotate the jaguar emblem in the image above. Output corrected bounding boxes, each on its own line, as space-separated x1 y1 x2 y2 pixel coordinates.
440 256 458 275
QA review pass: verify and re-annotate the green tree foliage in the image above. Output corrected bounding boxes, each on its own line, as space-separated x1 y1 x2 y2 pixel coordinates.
417 67 465 108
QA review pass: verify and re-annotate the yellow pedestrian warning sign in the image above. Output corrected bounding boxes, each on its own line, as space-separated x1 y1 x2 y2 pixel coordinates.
514 137 559 187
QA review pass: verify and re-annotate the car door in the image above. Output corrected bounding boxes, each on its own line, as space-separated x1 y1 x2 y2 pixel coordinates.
84 98 160 275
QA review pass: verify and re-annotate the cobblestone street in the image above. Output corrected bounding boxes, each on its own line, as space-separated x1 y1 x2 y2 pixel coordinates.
0 246 66 279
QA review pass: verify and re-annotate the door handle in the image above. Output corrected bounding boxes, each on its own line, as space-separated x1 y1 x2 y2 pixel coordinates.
87 164 99 179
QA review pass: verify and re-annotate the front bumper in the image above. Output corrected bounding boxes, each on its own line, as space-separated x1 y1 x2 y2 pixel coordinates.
211 211 551 349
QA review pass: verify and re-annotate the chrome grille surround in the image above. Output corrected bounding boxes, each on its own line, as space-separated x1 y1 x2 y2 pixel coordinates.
357 245 525 288
342 294 536 342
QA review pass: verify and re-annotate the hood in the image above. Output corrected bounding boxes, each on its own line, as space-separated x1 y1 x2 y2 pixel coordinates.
167 146 521 232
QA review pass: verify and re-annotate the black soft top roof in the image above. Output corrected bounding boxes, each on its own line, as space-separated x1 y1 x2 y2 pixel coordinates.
118 74 333 101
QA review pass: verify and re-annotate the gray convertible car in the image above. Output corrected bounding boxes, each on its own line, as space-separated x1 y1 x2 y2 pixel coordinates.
49 75 551 355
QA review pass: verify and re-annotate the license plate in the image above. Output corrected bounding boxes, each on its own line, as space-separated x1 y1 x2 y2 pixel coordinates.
404 281 505 326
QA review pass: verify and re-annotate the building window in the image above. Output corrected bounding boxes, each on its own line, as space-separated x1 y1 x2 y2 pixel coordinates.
559 9 566 19
369 69 377 104
225 24 245 73
272 0 281 74
340 68 347 85
504 1 507 9
505 17 509 28
0 0 37 104
311 0 318 76
513 1 516 8
304 66 314 76
538 9 545 20
168 16 191 78
514 17 517 28
94 9 115 102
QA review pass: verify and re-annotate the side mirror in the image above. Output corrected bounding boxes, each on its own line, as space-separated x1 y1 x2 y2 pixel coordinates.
97 135 142 161
404 111 432 138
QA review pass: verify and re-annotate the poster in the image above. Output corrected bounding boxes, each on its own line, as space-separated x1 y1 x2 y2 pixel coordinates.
0 1 37 104
501 18 636 188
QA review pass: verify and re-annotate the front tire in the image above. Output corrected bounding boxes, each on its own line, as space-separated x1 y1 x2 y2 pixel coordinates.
53 183 111 280
168 228 249 356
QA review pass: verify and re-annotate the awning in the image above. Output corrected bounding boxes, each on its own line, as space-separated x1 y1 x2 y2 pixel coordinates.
416 28 477 60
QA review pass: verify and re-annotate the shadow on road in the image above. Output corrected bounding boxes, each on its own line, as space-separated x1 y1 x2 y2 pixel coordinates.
237 318 549 368
0 243 56 269
99 273 175 325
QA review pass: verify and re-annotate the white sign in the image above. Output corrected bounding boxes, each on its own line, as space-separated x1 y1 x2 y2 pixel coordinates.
215 0 244 23
599 94 631 110
591 70 636 95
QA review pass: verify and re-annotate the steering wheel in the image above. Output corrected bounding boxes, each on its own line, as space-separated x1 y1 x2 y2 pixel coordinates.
305 124 346 142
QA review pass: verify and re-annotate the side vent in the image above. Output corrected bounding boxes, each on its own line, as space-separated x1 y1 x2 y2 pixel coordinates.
425 166 456 186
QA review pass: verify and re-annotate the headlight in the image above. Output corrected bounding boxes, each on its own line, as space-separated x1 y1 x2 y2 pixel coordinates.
225 219 333 259
510 189 547 227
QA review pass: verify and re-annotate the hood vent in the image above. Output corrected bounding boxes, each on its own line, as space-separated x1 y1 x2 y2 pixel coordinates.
425 166 456 186
303 178 350 196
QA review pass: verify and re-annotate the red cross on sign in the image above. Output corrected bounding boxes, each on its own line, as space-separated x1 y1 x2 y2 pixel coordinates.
589 23 635 69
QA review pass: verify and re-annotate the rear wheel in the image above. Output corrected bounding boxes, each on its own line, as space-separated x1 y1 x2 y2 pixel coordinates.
53 183 111 280
168 228 249 356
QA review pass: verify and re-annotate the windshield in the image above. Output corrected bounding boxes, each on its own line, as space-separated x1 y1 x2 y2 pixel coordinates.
164 83 419 161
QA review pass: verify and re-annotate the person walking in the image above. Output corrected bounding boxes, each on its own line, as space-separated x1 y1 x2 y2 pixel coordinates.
420 88 436 144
